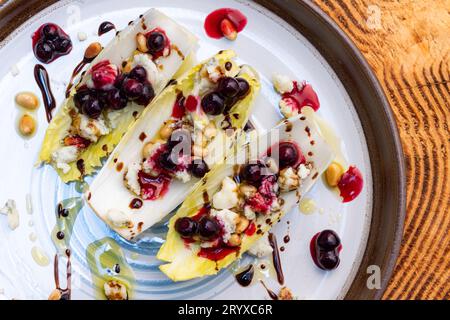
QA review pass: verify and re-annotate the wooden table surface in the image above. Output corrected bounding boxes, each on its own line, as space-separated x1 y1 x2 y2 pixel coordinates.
313 0 449 299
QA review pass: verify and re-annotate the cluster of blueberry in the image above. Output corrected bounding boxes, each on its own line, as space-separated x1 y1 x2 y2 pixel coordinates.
74 65 155 119
34 23 72 63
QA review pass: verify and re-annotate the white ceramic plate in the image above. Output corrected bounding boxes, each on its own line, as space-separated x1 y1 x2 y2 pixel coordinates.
0 0 372 300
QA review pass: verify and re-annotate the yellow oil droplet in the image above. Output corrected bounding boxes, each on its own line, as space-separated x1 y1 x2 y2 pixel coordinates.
31 246 50 267
299 198 317 215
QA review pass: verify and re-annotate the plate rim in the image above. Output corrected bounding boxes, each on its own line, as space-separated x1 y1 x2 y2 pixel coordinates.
0 0 406 300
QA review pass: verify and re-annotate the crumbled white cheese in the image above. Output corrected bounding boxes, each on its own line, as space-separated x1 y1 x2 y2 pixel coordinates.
278 167 300 192
273 74 294 94
212 177 239 210
248 234 273 258
106 109 125 129
78 114 110 143
124 162 142 196
244 205 256 220
0 199 19 230
211 209 238 243
279 98 299 119
104 280 128 300
77 31 87 41
298 164 311 179
10 64 20 77
132 53 160 87
175 170 191 183
52 146 79 174
204 58 223 83
106 209 132 228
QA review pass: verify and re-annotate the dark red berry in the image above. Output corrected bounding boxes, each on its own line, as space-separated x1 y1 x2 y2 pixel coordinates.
317 230 341 251
158 150 178 171
241 163 265 185
147 32 166 54
175 217 198 238
191 160 209 178
201 92 225 115
54 37 72 53
236 78 250 98
317 251 340 270
82 97 102 119
218 77 240 98
122 78 144 100
42 24 59 39
129 66 147 82
135 83 155 106
198 217 220 240
35 41 54 62
278 142 300 169
105 88 128 110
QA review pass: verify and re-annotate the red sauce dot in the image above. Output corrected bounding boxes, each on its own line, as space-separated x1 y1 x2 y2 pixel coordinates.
337 166 364 203
204 8 247 39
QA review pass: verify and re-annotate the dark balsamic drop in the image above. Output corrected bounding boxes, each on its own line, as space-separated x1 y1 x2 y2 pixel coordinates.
56 231 65 240
235 264 254 287
98 21 116 36
34 64 56 122
129 198 143 209
268 233 285 285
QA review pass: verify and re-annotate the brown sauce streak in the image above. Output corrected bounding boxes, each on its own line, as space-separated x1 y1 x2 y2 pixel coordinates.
139 132 147 141
260 280 278 300
34 64 56 122
268 233 285 285
52 250 72 300
76 159 85 176
116 162 124 172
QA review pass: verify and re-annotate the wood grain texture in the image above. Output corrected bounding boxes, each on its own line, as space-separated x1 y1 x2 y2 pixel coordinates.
313 0 450 299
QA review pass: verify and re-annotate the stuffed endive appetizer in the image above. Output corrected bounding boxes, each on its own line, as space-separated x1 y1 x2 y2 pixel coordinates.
87 50 260 240
39 9 197 182
157 113 334 281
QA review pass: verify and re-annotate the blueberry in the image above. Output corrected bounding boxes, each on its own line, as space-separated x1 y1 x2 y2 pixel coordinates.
278 142 299 169
317 251 340 270
201 92 225 115
122 78 144 100
191 160 209 178
175 217 198 238
105 88 128 110
135 83 155 106
54 37 72 53
236 78 250 98
129 66 147 82
241 162 265 185
218 77 240 98
35 41 54 62
317 230 341 251
42 24 59 39
82 97 102 119
147 32 166 54
158 150 178 171
198 217 220 240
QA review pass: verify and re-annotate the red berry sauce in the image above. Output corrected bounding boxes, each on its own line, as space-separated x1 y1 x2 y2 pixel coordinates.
138 171 170 200
32 23 72 64
337 166 364 203
171 94 186 119
204 8 247 39
282 81 320 112
310 232 342 270
245 222 256 236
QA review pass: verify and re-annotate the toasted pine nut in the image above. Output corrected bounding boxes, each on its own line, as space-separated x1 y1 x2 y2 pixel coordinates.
48 289 62 300
122 61 132 73
84 42 102 60
19 114 36 136
228 234 241 247
15 92 39 110
239 184 257 198
136 33 149 53
326 162 344 187
142 142 154 159
235 216 250 234
159 123 173 140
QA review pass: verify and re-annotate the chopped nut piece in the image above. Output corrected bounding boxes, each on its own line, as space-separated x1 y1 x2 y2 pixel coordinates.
278 287 294 300
228 234 241 247
235 216 250 234
159 122 174 140
278 167 300 192
142 142 155 159
104 280 128 300
239 183 257 199
48 289 62 300
136 32 149 53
